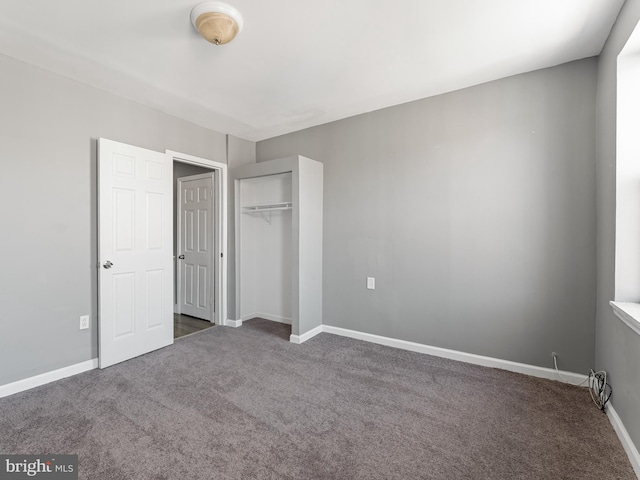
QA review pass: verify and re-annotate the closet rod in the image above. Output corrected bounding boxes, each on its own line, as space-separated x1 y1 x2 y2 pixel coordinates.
241 202 292 213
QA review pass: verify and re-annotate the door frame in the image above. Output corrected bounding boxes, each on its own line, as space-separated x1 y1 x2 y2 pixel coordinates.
168 150 227 326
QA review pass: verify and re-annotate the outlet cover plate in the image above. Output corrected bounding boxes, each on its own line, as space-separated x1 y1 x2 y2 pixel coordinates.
80 315 90 330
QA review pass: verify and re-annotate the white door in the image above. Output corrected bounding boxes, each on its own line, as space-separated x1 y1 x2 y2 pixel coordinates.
98 138 173 368
177 173 215 321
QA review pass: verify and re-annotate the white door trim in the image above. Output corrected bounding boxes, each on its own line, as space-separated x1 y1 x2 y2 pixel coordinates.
167 150 227 326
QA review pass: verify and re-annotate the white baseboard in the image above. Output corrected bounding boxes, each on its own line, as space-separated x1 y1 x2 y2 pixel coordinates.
241 313 292 325
321 325 588 385
607 404 640 478
0 358 98 399
290 325 323 344
226 319 243 328
255 312 292 325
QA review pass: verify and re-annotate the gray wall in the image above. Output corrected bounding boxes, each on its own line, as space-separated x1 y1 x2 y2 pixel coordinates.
226 135 257 316
227 135 256 170
596 0 640 452
258 58 598 373
0 54 226 386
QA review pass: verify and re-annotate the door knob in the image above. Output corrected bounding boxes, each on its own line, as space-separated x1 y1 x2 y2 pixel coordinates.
178 255 185 260
103 260 114 269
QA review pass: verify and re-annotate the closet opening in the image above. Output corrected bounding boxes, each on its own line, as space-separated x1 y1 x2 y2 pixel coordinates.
231 155 323 343
238 172 293 331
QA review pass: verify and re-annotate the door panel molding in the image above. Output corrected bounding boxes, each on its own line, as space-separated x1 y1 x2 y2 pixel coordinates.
98 138 174 368
177 174 214 321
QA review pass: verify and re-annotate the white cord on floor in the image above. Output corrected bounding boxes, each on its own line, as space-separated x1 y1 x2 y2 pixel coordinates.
553 355 610 410
553 355 589 387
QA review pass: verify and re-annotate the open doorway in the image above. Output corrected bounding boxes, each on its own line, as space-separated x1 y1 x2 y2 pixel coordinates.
169 150 227 339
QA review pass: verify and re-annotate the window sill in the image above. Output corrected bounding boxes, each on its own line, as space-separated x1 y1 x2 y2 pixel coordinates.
610 301 640 337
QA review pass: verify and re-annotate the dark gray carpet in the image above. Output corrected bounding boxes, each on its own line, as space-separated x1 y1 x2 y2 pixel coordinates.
0 319 635 479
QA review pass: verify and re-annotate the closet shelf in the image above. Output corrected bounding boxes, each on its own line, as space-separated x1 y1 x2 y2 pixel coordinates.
241 202 292 213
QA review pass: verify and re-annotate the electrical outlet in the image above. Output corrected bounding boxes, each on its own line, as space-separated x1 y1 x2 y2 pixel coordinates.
551 351 558 359
367 277 375 290
80 315 90 330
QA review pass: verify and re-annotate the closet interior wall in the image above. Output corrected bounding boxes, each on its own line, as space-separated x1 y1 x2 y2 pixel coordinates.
239 173 293 324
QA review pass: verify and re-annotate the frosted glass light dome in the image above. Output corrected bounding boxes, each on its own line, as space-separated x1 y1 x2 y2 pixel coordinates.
190 2 243 45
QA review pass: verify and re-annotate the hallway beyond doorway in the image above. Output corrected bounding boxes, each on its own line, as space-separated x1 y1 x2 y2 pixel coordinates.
174 314 214 339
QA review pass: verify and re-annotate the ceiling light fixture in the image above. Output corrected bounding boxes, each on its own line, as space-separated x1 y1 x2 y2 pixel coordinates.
190 2 244 45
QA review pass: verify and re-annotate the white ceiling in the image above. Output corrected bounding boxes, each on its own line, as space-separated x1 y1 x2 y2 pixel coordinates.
0 0 625 141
